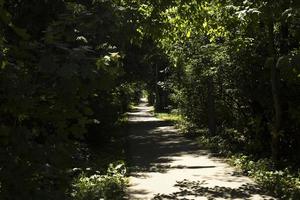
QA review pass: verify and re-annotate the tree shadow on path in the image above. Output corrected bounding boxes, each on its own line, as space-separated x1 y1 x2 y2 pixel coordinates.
153 180 274 200
126 118 208 174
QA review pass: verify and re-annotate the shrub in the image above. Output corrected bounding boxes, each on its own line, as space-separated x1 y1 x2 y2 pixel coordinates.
72 162 127 200
230 155 300 199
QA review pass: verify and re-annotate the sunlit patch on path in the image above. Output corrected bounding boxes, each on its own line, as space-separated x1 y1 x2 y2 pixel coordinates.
125 99 275 200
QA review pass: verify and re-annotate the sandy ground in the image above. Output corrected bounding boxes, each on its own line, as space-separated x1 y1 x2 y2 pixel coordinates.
125 99 275 200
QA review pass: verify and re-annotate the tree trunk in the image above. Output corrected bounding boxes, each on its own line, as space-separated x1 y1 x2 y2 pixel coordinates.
207 76 216 136
154 64 161 111
267 15 282 164
271 58 282 163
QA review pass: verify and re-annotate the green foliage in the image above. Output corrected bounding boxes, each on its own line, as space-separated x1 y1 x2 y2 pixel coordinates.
230 155 300 199
151 0 300 165
0 0 144 199
1 0 300 198
72 162 127 200
155 111 183 123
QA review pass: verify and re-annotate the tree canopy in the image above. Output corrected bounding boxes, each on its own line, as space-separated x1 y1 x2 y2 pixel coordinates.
0 0 300 199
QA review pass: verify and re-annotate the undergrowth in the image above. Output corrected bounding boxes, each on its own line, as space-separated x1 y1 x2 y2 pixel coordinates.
198 131 300 199
71 162 128 200
155 112 183 123
229 155 300 199
197 132 300 199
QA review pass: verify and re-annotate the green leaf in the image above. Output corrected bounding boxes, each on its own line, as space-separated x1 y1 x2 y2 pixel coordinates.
186 30 191 38
203 21 208 28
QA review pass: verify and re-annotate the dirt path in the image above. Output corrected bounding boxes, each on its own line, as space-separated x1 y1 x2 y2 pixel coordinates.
125 100 275 200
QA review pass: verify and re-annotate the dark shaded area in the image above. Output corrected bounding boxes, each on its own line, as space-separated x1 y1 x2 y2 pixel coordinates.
170 165 216 169
127 114 157 118
153 180 274 200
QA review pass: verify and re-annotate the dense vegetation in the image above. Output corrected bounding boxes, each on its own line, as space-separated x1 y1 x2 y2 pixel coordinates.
0 0 143 199
151 0 300 165
0 0 300 199
150 0 300 198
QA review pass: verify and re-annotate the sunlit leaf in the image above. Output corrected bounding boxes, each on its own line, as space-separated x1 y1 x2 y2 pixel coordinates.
186 30 191 38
